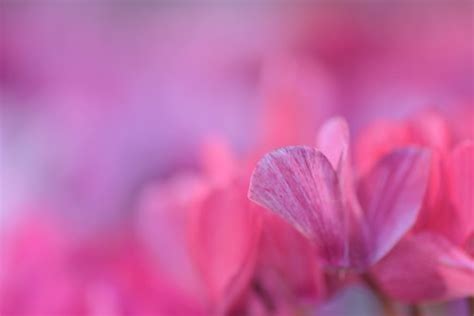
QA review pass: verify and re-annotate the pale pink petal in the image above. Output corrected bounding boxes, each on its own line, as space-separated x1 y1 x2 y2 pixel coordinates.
316 117 350 172
450 141 474 243
317 117 364 220
358 147 431 263
317 118 369 268
248 146 348 267
372 233 474 302
188 179 262 311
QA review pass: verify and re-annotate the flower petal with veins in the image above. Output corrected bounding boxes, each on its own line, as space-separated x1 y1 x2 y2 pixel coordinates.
248 146 348 267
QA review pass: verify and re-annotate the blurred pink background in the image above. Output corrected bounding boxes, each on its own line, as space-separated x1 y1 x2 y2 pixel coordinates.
1 2 473 315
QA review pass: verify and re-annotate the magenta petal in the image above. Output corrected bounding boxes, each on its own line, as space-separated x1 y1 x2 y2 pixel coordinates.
372 233 474 302
189 180 262 309
248 146 348 267
450 141 474 243
358 147 431 263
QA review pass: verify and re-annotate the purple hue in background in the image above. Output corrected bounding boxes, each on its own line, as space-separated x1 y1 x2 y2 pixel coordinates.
0 2 473 315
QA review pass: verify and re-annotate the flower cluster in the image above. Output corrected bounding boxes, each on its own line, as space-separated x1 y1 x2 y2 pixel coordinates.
143 111 473 315
3 109 471 316
1 4 473 316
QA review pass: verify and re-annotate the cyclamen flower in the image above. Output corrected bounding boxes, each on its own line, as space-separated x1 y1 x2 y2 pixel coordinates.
138 59 330 315
138 140 263 315
248 117 431 270
357 111 474 301
139 138 324 316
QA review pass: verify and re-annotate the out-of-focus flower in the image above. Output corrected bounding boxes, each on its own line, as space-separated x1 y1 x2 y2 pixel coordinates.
248 117 431 270
2 3 472 315
0 211 80 315
0 208 204 316
138 142 328 315
136 62 332 314
187 157 263 313
138 147 264 314
356 110 474 302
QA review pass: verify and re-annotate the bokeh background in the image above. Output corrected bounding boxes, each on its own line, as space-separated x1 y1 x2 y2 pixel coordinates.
1 1 473 315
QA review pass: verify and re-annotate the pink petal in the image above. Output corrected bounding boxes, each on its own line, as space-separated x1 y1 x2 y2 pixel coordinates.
199 136 236 186
137 174 206 297
358 147 431 263
410 110 451 152
415 150 445 222
256 213 325 305
316 117 350 172
188 179 262 311
414 152 465 245
450 141 474 243
317 118 369 268
372 233 474 302
355 120 412 177
317 117 364 220
248 146 349 267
